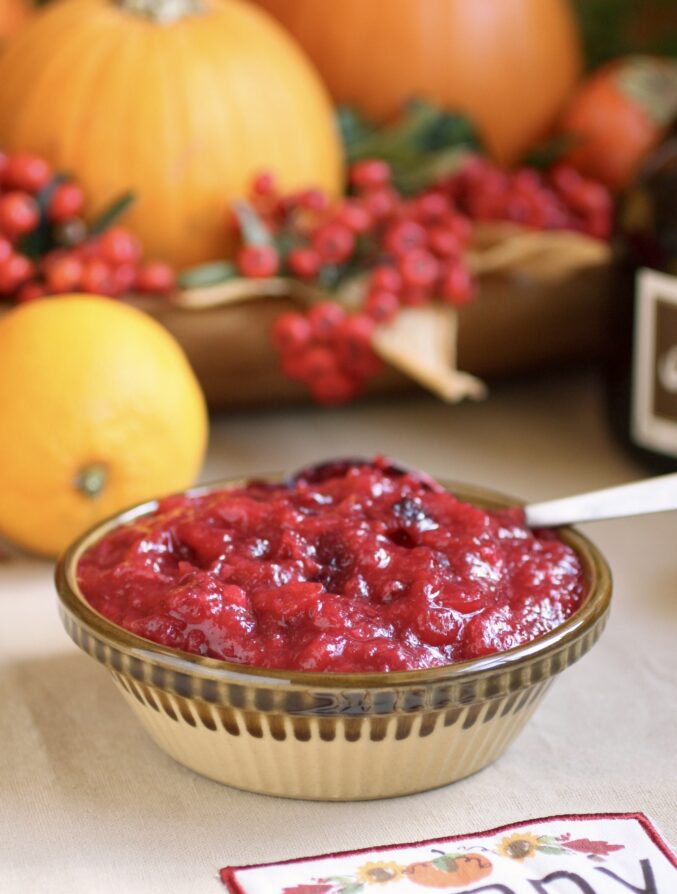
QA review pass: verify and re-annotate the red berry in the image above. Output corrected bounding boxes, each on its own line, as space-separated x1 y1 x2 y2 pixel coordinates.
427 226 462 259
336 314 382 378
361 187 399 221
300 344 339 378
311 371 360 406
46 255 83 293
581 209 612 240
414 192 451 223
3 153 51 193
287 247 322 280
48 182 86 222
384 220 427 257
296 188 329 213
308 301 346 341
369 265 402 294
237 244 279 279
349 159 391 191
16 281 47 303
311 222 355 264
513 168 542 193
111 262 138 295
80 258 114 295
445 214 473 247
281 350 312 382
550 164 582 195
271 312 312 352
0 192 40 237
399 248 439 289
0 236 12 264
400 286 429 307
0 152 7 181
252 171 276 196
504 193 532 224
335 200 372 234
97 226 142 266
568 180 611 216
0 253 35 294
136 261 176 294
440 262 475 306
364 288 400 323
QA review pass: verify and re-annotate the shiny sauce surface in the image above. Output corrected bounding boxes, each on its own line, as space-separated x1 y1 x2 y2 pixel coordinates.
78 460 585 672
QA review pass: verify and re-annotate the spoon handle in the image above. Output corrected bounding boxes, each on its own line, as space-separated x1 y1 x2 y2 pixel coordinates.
524 472 677 528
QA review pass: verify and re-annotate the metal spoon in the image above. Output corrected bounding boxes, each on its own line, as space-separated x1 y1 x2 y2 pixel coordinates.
525 472 677 528
289 458 677 527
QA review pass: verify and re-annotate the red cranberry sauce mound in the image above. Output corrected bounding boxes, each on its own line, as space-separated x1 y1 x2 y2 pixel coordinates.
77 459 586 672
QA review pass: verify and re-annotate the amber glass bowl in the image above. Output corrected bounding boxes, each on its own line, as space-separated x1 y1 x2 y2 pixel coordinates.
55 478 612 801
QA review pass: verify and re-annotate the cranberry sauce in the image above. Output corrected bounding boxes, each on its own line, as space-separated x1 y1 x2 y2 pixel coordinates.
77 459 585 672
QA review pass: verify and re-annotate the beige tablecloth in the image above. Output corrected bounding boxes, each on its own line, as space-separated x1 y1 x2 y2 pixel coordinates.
2 371 675 892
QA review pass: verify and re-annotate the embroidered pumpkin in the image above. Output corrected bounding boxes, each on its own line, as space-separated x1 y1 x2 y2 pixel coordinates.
0 0 343 266
405 853 493 887
254 0 582 165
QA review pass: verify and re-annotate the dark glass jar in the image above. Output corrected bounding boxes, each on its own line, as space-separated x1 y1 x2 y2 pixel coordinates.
606 137 677 472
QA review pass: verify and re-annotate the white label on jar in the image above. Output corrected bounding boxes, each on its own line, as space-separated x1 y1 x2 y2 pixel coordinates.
632 267 677 455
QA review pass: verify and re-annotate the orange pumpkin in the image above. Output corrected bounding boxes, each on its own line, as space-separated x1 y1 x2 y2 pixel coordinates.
0 0 32 43
254 0 582 166
0 0 343 267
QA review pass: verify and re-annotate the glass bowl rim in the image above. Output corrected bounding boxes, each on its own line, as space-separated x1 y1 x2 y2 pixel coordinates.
55 475 612 691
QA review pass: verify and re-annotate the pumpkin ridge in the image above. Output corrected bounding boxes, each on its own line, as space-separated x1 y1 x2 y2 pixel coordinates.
2 1 98 152
0 0 342 265
69 16 137 204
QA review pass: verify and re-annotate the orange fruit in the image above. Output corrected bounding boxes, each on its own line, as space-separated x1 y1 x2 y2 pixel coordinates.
0 295 208 557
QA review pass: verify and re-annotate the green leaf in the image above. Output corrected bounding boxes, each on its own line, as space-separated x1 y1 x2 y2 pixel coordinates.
339 885 364 894
337 105 373 152
89 191 136 235
317 264 342 291
177 261 237 289
18 173 70 259
432 854 462 871
231 200 273 247
537 846 568 855
339 98 482 195
522 133 580 170
34 173 68 217
18 225 48 261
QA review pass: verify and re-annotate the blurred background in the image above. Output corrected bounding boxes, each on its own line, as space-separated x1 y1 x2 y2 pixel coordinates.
0 0 676 557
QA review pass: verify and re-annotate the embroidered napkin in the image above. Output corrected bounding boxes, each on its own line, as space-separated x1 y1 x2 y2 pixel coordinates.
220 812 676 893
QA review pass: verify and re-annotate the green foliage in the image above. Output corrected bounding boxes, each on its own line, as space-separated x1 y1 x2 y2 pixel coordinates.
339 99 480 194
574 0 677 70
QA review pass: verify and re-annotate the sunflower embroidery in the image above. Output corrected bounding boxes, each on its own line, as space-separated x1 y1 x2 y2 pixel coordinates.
355 861 403 884
498 831 541 860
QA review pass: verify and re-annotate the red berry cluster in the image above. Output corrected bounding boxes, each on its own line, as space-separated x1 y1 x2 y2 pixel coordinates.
0 150 175 303
272 301 381 405
232 154 615 405
442 157 613 239
239 161 476 403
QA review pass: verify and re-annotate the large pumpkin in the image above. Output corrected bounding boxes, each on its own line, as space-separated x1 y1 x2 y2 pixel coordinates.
0 0 32 44
0 0 342 267
254 0 582 165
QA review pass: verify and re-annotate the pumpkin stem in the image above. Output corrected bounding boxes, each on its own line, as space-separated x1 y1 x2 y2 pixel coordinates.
76 463 108 500
117 0 206 24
